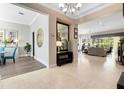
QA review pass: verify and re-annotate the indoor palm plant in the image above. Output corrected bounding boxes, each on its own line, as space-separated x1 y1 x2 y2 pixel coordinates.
24 42 31 56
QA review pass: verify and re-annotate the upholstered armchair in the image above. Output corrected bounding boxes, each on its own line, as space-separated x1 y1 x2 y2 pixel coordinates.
0 47 4 52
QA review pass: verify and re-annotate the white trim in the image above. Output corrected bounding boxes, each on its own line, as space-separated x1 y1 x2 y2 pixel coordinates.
41 3 114 19
41 4 75 19
29 13 40 25
49 64 57 68
73 58 78 62
18 55 49 68
18 54 28 57
34 57 48 68
0 19 30 26
78 4 113 18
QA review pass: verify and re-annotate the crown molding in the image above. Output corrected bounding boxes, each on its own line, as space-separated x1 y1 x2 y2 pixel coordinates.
77 3 122 24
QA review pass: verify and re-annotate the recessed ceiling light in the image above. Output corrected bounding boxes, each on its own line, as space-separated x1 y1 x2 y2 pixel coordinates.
98 21 104 26
98 21 103 25
18 11 24 15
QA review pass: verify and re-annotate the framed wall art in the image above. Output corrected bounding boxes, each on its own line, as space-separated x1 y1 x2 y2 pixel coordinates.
6 31 18 43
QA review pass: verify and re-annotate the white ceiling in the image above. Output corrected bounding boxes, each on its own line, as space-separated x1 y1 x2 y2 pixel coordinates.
78 11 124 35
41 3 114 19
0 3 122 34
0 3 39 25
42 3 124 35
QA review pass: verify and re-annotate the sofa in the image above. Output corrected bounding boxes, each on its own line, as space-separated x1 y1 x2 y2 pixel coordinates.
87 47 106 57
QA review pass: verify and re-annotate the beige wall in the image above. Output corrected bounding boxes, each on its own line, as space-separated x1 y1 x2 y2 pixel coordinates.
15 3 78 67
70 25 78 62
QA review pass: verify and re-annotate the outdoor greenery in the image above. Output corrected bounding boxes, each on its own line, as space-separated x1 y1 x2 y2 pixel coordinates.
81 37 113 48
92 37 113 48
2 39 10 47
3 39 7 47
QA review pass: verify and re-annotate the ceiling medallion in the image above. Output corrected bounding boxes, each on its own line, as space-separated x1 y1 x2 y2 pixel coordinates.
59 3 82 15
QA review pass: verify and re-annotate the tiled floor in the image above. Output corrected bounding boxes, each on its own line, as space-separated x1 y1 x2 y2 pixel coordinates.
0 52 124 89
0 57 46 79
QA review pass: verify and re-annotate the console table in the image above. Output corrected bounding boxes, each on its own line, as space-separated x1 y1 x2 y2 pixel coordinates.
57 51 73 66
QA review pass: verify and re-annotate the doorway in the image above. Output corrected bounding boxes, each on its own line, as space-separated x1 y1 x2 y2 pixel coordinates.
32 32 35 57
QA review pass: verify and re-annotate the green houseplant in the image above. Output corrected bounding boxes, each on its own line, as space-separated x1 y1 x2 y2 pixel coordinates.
24 42 31 56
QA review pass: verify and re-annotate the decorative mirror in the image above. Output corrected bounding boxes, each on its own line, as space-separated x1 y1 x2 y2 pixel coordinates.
36 28 44 47
57 22 69 52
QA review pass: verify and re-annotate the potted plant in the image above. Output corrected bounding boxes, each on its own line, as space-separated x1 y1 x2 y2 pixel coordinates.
24 42 31 56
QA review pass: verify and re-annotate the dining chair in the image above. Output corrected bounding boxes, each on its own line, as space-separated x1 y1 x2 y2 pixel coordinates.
0 47 4 65
0 47 4 52
3 47 17 64
0 54 1 65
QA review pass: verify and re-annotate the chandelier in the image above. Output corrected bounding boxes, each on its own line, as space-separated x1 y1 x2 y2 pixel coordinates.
59 3 82 14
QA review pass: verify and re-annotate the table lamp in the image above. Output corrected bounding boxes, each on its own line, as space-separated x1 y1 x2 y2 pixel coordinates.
56 41 62 52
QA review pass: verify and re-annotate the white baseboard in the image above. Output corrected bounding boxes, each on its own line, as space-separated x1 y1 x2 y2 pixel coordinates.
18 54 34 57
34 57 48 68
73 58 78 62
17 55 49 68
18 54 27 57
49 64 57 68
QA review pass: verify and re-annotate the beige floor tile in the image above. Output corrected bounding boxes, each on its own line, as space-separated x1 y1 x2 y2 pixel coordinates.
0 52 124 89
